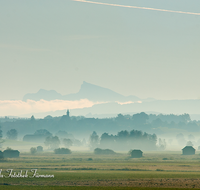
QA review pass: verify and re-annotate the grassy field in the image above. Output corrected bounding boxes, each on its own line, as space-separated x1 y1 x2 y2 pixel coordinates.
2 187 200 190
1 151 200 189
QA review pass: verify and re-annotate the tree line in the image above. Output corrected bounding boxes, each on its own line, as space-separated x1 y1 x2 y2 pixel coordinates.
0 112 197 140
90 129 158 151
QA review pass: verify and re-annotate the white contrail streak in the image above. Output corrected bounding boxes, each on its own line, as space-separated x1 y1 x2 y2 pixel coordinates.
73 0 200 16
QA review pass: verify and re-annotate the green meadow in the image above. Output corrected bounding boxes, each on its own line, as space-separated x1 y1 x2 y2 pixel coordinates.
1 152 200 189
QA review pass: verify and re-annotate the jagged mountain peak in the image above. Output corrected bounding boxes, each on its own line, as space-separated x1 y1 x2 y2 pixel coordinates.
78 81 122 95
23 81 140 102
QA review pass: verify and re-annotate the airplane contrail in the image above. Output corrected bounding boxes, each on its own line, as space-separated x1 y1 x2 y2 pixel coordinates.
73 0 200 16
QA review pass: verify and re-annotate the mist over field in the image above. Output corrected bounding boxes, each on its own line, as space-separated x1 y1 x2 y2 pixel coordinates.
1 108 200 153
0 0 200 189
1 82 200 153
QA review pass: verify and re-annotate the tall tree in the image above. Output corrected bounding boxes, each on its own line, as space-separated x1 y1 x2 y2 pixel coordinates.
0 125 4 148
115 113 125 122
0 125 2 139
89 131 99 148
63 138 73 148
6 129 18 140
132 112 149 125
44 136 60 149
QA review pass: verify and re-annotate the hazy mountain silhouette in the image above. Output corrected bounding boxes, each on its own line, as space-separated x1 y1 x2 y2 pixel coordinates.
23 89 63 101
22 81 140 102
69 99 200 117
21 81 200 119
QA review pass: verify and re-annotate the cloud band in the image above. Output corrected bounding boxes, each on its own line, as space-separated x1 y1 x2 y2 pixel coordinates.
0 99 96 117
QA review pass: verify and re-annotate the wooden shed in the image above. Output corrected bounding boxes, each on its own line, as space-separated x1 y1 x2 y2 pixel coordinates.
182 146 195 155
3 150 20 158
130 149 143 158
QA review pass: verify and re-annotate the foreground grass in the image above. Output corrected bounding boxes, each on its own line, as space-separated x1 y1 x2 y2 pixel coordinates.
1 152 200 188
1 187 200 190
1 170 200 182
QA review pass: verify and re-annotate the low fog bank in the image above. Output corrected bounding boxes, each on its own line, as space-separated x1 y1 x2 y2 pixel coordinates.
1 131 199 154
1 112 200 153
158 133 200 151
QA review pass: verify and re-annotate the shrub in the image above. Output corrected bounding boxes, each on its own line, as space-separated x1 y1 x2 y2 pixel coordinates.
94 148 116 155
156 169 164 171
54 148 71 154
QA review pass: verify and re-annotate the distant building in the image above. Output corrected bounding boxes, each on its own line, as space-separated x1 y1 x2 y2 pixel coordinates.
60 110 70 122
3 150 20 158
130 149 143 158
182 146 195 155
66 109 70 118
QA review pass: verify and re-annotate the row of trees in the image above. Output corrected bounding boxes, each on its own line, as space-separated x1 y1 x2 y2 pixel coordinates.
0 113 195 140
90 130 158 151
115 112 191 125
44 136 73 150
29 146 72 155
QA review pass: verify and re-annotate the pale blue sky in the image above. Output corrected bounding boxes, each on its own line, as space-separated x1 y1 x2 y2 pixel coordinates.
0 0 200 100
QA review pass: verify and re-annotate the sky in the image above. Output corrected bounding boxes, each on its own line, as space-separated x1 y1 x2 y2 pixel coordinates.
0 0 200 102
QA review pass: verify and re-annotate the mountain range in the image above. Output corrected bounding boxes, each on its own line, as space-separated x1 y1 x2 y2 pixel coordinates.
23 81 141 102
21 82 200 120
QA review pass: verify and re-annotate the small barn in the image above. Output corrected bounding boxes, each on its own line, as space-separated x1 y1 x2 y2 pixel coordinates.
3 150 20 158
130 149 143 158
182 146 195 155
0 151 3 158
